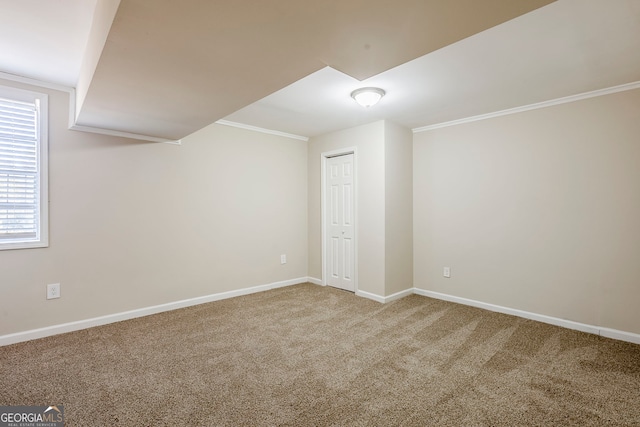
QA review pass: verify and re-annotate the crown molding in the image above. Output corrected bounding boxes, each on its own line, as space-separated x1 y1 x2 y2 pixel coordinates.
413 80 640 133
68 123 181 144
216 120 309 141
0 71 73 93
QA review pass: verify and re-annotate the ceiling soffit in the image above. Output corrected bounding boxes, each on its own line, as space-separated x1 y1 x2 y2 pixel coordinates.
76 0 555 140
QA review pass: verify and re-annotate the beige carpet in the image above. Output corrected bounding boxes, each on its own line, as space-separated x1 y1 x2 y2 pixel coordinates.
1 283 639 426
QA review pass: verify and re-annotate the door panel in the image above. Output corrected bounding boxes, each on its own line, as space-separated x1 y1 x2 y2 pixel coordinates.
325 154 355 292
331 237 339 279
343 237 352 281
330 185 339 225
343 183 352 226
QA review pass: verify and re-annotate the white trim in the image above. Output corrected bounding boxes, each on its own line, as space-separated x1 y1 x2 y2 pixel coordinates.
413 289 640 345
4 282 639 347
0 86 49 250
383 288 414 303
68 123 181 145
321 147 359 293
0 71 73 93
0 277 308 347
355 290 385 303
599 328 640 345
412 80 640 133
307 277 324 286
355 288 413 304
216 120 309 141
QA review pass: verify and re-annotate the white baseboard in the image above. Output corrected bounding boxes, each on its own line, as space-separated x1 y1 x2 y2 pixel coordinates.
0 277 309 347
356 287 413 304
307 277 323 286
384 288 415 303
356 290 385 303
4 280 638 347
414 288 640 345
598 327 640 345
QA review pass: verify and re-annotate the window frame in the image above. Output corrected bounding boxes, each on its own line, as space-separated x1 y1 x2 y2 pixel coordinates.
0 85 48 251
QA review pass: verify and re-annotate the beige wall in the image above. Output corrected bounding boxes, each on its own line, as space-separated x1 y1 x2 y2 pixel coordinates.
384 121 413 295
414 88 640 334
307 121 386 296
0 78 308 336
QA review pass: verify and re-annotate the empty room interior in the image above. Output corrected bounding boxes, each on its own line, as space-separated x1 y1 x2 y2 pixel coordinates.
1 0 640 425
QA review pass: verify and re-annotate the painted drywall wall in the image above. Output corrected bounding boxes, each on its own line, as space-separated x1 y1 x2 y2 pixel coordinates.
414 88 640 334
0 78 307 336
384 122 413 295
308 121 386 296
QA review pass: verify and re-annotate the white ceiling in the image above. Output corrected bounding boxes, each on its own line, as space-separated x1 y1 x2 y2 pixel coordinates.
0 0 96 87
224 0 640 138
0 0 639 141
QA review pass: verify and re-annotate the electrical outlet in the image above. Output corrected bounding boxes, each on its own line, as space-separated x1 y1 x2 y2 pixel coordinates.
280 254 287 264
443 267 451 278
47 283 60 300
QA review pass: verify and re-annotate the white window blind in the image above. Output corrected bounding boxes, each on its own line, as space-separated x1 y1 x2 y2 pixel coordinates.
0 86 48 250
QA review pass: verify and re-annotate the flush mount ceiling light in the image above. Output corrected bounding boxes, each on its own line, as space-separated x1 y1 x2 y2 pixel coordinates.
350 87 385 108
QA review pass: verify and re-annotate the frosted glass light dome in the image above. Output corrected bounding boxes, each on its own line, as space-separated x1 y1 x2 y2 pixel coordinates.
350 87 385 108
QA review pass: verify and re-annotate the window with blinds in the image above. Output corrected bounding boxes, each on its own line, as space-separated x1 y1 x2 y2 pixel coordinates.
0 86 48 250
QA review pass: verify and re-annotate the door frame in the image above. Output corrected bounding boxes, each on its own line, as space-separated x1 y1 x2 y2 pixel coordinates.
321 147 358 292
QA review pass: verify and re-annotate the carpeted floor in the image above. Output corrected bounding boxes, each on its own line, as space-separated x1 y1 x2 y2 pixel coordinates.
1 283 639 426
